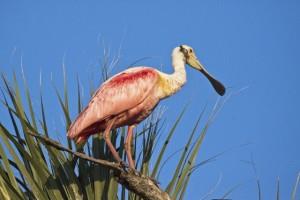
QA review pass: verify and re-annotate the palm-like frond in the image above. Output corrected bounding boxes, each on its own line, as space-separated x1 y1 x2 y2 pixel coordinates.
0 51 266 200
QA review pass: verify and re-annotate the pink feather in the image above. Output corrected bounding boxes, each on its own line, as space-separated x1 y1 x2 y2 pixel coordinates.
67 67 160 143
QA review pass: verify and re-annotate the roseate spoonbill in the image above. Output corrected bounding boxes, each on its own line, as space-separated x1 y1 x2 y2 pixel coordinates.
67 45 225 168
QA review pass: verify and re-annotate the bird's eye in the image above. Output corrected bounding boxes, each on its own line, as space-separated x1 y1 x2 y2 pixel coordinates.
189 49 193 53
180 46 188 55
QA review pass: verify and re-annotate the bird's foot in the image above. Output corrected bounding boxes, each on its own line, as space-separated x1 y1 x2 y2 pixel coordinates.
119 161 129 171
118 161 140 174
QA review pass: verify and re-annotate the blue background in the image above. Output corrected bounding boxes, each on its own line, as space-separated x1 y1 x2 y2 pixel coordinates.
1 1 299 199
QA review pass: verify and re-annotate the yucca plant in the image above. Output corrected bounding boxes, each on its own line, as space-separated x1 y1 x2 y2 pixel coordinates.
0 49 245 200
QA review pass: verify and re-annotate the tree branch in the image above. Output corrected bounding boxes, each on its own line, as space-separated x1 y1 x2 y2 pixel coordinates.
28 131 171 200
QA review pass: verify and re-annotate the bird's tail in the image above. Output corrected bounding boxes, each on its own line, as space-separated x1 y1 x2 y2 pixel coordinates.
67 107 96 140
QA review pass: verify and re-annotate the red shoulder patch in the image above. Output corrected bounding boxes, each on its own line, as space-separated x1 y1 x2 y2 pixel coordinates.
109 68 157 86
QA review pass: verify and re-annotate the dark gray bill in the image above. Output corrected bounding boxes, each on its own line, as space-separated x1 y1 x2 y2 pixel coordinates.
200 68 226 96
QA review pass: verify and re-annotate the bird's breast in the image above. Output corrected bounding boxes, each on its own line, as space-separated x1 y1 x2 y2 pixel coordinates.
157 73 185 99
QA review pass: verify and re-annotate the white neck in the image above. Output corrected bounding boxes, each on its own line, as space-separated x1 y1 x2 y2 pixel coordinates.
158 47 187 98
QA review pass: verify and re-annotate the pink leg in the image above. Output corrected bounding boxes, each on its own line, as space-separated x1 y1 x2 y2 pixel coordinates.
103 118 122 163
124 125 135 169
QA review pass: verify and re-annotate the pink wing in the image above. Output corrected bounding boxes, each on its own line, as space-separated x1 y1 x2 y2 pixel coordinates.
67 67 159 138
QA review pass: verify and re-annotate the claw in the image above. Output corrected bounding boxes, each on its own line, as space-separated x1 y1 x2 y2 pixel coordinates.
119 161 129 170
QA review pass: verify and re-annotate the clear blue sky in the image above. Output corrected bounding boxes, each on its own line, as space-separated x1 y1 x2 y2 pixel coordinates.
1 1 299 199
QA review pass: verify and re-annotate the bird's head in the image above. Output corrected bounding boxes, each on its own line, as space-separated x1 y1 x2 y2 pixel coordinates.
177 44 226 96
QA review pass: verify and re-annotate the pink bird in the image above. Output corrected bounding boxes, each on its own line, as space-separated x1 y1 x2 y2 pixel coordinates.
67 45 225 169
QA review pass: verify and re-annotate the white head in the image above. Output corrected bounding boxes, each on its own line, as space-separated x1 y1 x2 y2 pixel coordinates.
173 44 225 96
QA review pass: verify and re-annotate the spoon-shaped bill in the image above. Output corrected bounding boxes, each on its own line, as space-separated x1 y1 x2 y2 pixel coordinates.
187 56 226 96
200 67 225 96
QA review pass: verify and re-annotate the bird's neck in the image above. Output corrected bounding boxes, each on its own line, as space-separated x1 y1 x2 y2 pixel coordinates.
158 54 187 98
